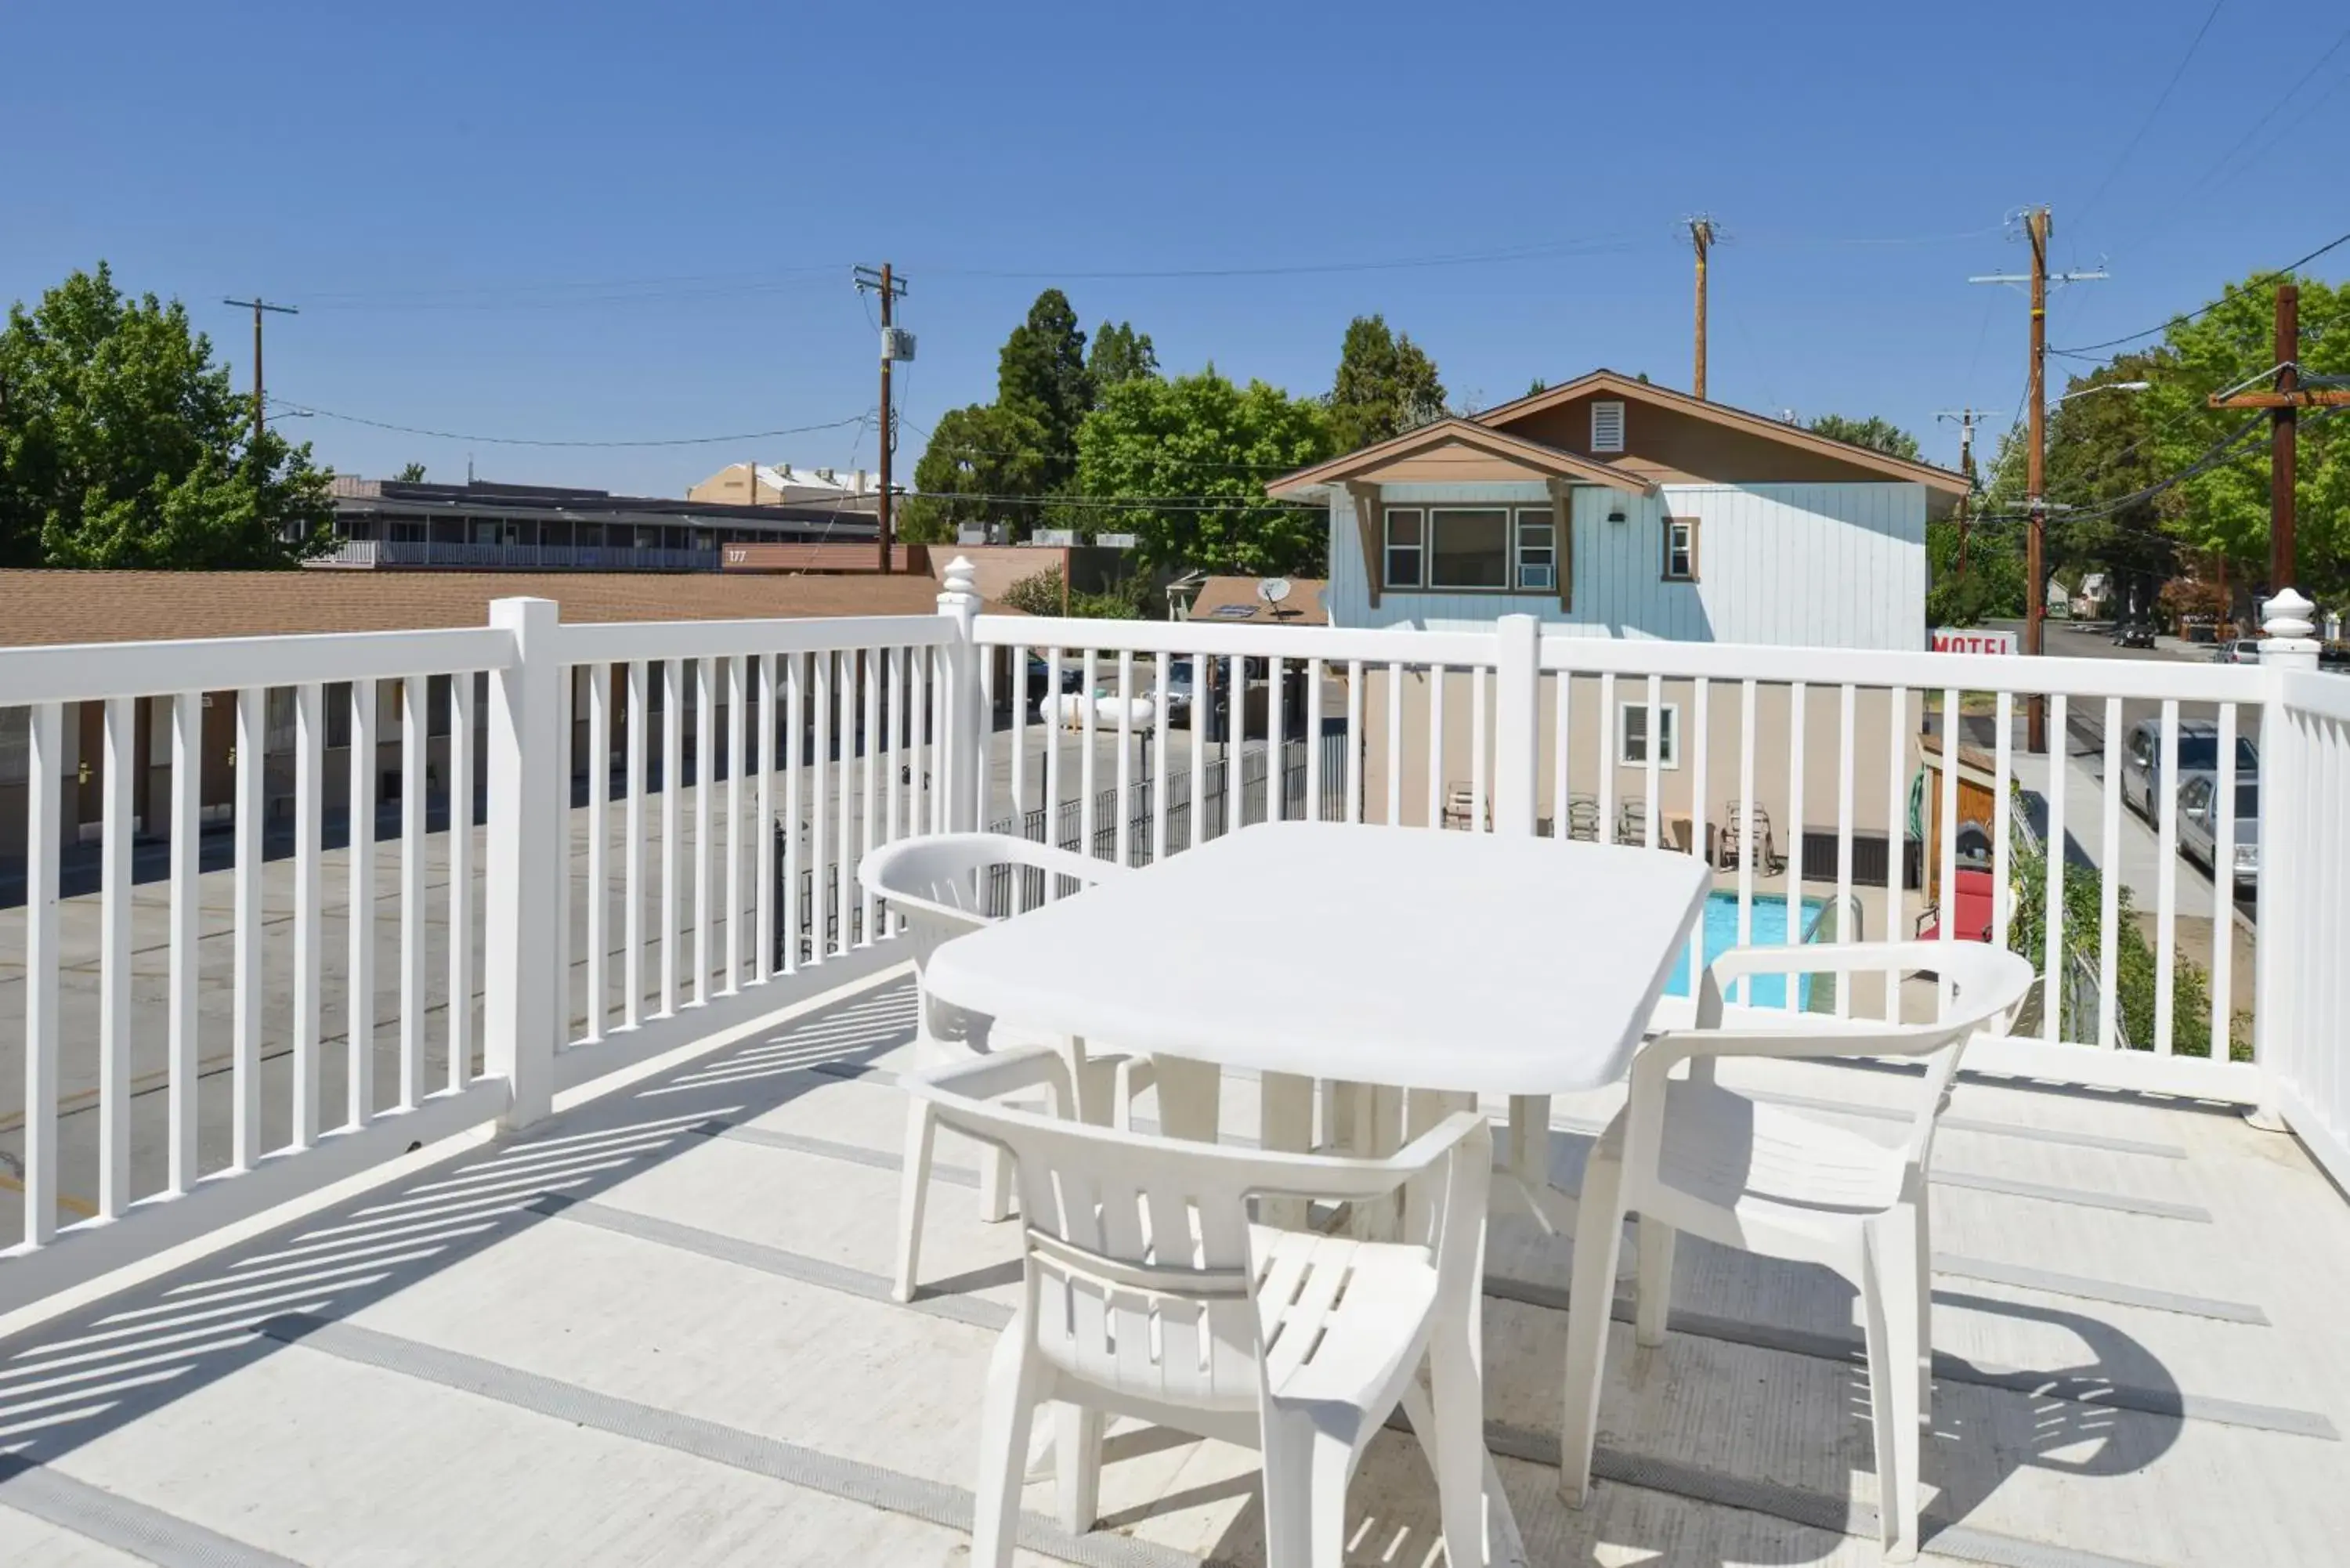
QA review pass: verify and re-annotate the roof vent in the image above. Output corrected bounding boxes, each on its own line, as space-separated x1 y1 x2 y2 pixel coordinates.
1590 400 1625 453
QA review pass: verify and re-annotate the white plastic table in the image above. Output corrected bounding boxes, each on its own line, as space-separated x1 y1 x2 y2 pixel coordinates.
923 819 1712 1102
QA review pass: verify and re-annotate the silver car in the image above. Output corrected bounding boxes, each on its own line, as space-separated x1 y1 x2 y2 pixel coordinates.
2178 772 2258 891
2120 717 2258 821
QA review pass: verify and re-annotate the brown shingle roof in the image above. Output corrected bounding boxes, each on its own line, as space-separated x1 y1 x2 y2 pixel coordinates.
0 570 955 648
1185 576 1329 627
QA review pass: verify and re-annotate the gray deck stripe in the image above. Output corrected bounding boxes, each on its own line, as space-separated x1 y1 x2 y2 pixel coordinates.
1931 1253 2269 1324
696 1121 984 1187
809 1060 899 1087
1930 1169 2211 1221
529 1195 1012 1331
0 1458 303 1568
257 1314 1200 1568
1737 1089 2189 1159
536 1184 2337 1444
1478 1275 2337 1440
1464 1422 2165 1568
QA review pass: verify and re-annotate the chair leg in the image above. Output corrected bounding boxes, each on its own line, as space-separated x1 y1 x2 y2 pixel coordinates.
1914 1199 1935 1429
1862 1214 1925 1563
893 1098 937 1304
1258 1411 1315 1568
971 1325 1043 1568
1054 1403 1105 1535
1426 1322 1490 1568
977 1143 1014 1224
1633 1216 1676 1348
1559 1150 1628 1507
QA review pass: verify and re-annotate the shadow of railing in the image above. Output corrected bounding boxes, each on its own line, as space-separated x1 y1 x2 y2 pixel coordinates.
0 976 920 1469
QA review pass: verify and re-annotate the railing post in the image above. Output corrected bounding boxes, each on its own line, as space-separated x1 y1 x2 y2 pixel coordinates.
938 557 983 833
2250 588 2317 1133
1493 614 1540 836
485 597 561 1129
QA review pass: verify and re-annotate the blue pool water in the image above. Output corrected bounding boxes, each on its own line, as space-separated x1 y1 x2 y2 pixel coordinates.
1663 893 1827 1009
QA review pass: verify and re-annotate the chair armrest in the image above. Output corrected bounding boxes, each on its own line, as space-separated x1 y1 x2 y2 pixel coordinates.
990 836 1131 889
902 1045 1073 1118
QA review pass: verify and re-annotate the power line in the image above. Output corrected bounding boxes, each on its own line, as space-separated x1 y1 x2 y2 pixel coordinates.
271 399 868 449
2072 0 2228 227
2049 226 2350 357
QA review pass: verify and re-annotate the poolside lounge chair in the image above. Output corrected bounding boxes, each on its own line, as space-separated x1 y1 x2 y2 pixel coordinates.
1716 800 1785 873
1441 782 1487 831
1564 794 1601 841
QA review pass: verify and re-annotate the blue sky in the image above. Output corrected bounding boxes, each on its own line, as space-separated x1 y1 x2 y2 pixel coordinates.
5 0 2340 493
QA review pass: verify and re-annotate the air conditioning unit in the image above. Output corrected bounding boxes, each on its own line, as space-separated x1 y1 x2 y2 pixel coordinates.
1094 532 1138 548
881 327 916 362
1027 529 1078 547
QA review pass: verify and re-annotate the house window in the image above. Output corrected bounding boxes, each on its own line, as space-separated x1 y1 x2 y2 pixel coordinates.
1590 399 1626 453
1514 510 1556 591
1662 516 1698 581
1618 702 1681 769
1384 508 1424 587
1427 508 1509 588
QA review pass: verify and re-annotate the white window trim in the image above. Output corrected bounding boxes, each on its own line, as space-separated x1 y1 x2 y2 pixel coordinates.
1591 399 1626 453
1513 508 1556 591
1617 700 1681 770
1383 508 1425 588
1662 516 1698 582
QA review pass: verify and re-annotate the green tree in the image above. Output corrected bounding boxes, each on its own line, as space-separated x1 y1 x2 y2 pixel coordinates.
1326 315 1446 453
2141 272 2350 598
900 402 1051 543
0 264 332 567
1076 369 1335 574
393 461 428 482
996 289 1092 495
1806 413 1923 461
1086 322 1158 394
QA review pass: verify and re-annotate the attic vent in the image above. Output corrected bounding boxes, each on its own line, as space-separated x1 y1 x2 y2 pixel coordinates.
1590 400 1626 453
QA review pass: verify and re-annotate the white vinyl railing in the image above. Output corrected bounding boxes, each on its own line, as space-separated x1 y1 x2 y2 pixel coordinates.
2254 594 2350 1191
5 563 2345 1305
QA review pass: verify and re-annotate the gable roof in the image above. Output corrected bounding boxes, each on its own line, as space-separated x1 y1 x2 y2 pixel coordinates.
1474 370 1968 494
1264 417 1655 500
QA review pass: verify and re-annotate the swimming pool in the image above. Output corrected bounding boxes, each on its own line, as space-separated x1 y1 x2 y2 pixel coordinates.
1662 892 1828 1009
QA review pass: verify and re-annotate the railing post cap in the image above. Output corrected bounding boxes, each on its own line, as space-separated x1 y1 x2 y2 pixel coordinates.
941 556 979 595
2262 587 2316 640
488 595 559 628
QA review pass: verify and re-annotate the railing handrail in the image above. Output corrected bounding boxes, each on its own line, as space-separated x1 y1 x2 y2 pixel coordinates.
0 625 515 707
974 612 1498 667
1537 629 2271 701
551 612 958 664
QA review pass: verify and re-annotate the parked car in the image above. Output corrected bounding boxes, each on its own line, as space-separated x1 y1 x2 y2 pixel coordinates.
2177 772 2258 892
2212 638 2263 664
1021 652 1086 710
2110 622 2157 649
1159 656 1196 727
2120 717 2258 822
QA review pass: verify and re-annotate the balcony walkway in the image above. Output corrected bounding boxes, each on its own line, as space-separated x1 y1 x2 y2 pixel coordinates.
3 969 2348 1567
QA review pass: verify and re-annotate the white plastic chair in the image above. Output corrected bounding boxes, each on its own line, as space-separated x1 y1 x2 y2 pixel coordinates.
905 1047 1495 1568
1558 940 2034 1562
858 833 1138 1303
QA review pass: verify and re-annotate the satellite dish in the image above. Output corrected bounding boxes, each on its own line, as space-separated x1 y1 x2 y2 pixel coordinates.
1258 577 1292 607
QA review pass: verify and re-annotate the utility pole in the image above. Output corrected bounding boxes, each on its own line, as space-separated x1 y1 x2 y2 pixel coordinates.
855 265 913 573
1687 216 1716 399
2274 283 2296 594
222 298 298 462
1934 408 2001 580
2205 282 2350 597
1969 208 2104 753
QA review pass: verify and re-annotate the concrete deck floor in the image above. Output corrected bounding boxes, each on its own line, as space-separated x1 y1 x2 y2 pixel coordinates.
2 968 2348 1566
